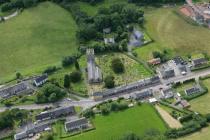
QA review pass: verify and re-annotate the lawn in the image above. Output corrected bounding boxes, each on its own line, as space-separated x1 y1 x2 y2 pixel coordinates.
189 78 210 114
134 7 210 61
0 2 78 83
52 104 167 140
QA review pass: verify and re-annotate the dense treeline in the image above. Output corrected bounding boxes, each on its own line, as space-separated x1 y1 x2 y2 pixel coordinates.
0 0 103 12
0 109 28 130
128 0 185 4
0 0 48 12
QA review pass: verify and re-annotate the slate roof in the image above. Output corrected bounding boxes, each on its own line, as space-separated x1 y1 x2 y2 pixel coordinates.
0 83 29 99
130 89 153 100
65 117 88 131
86 49 102 83
14 122 50 140
192 58 208 67
185 87 201 95
93 76 160 98
36 106 75 120
160 68 175 79
34 74 48 84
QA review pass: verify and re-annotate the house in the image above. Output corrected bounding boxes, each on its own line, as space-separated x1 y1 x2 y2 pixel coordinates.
180 100 190 108
130 89 153 100
129 30 144 47
159 68 175 79
92 76 160 100
86 49 102 84
34 74 48 87
185 86 201 96
161 88 174 99
65 117 89 132
192 58 208 67
14 122 51 140
148 58 161 65
0 82 32 99
36 106 75 121
104 38 115 45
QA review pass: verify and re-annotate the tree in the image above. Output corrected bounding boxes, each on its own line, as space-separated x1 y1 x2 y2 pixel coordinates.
69 71 82 83
111 58 125 73
82 108 95 118
62 56 76 67
64 74 70 88
16 72 22 79
104 75 115 88
36 84 66 103
74 59 80 70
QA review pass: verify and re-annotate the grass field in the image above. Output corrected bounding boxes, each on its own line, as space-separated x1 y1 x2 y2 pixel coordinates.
134 7 210 61
52 104 166 140
189 79 210 114
0 2 78 83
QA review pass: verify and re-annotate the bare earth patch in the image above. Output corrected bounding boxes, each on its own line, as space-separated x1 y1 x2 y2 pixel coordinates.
155 105 182 129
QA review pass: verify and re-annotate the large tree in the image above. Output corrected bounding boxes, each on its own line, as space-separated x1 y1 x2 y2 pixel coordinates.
111 58 125 73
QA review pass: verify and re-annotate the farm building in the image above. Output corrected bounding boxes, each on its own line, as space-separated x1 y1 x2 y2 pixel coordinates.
65 117 89 132
0 82 32 99
86 49 102 84
180 100 190 108
35 106 75 121
34 74 48 87
148 58 161 65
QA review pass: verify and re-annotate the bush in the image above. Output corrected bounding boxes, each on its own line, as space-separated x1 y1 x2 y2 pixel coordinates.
82 108 95 118
104 75 115 88
111 58 124 73
69 71 82 83
64 74 70 88
101 106 110 115
43 66 57 74
62 56 76 67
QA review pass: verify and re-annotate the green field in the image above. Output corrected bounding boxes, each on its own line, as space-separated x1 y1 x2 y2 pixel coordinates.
134 7 210 61
52 104 166 140
189 79 210 114
0 2 78 83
